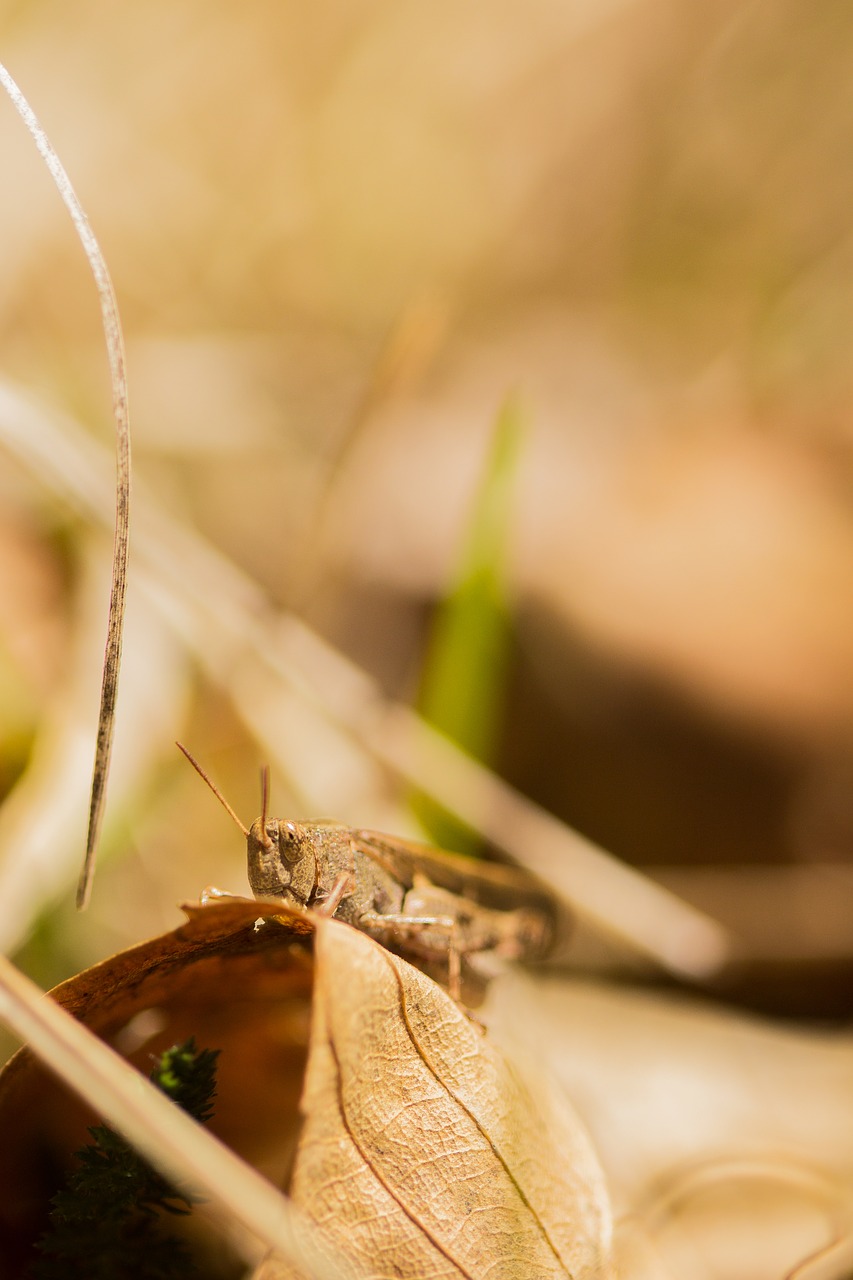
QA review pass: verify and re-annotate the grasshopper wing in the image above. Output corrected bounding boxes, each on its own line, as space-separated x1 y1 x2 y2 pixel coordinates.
352 829 559 957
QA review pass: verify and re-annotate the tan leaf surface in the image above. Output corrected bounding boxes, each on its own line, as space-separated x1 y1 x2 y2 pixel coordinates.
276 916 611 1280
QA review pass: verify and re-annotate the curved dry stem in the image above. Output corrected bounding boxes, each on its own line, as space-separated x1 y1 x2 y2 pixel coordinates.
787 1232 853 1280
635 1153 853 1280
0 63 131 911
639 1154 848 1230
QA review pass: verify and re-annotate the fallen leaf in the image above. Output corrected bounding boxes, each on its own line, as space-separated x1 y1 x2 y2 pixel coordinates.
0 897 315 1273
0 946 352 1280
269 916 612 1279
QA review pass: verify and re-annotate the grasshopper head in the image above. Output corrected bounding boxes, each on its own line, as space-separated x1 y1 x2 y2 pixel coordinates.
247 817 316 905
175 744 319 907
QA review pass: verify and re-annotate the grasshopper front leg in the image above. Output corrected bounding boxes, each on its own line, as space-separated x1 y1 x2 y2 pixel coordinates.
313 872 355 918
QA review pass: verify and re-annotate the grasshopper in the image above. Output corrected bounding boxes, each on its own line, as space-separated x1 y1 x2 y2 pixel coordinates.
178 745 557 997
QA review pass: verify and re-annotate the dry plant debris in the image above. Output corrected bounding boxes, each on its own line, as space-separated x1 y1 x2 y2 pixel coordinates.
0 898 613 1279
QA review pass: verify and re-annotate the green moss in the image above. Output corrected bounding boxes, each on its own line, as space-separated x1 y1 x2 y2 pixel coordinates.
31 1039 219 1280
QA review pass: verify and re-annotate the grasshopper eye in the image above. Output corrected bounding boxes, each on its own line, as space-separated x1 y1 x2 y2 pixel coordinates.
278 821 302 864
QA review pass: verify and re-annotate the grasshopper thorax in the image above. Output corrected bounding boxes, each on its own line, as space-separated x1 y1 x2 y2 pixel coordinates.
247 816 317 906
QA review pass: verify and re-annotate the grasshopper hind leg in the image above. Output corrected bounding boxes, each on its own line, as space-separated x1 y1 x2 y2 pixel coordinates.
357 910 462 1000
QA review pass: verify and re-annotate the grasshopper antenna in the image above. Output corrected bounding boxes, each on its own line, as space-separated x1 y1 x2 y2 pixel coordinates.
260 765 270 832
176 742 249 838
258 764 274 850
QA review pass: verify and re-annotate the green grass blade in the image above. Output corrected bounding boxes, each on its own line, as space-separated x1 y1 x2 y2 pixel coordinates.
414 395 524 852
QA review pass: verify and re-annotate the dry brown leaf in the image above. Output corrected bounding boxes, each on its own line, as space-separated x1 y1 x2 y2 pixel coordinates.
268 916 612 1280
0 899 612 1279
0 898 316 1273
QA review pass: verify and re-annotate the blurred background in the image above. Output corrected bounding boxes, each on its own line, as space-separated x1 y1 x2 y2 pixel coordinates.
1 0 853 1020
